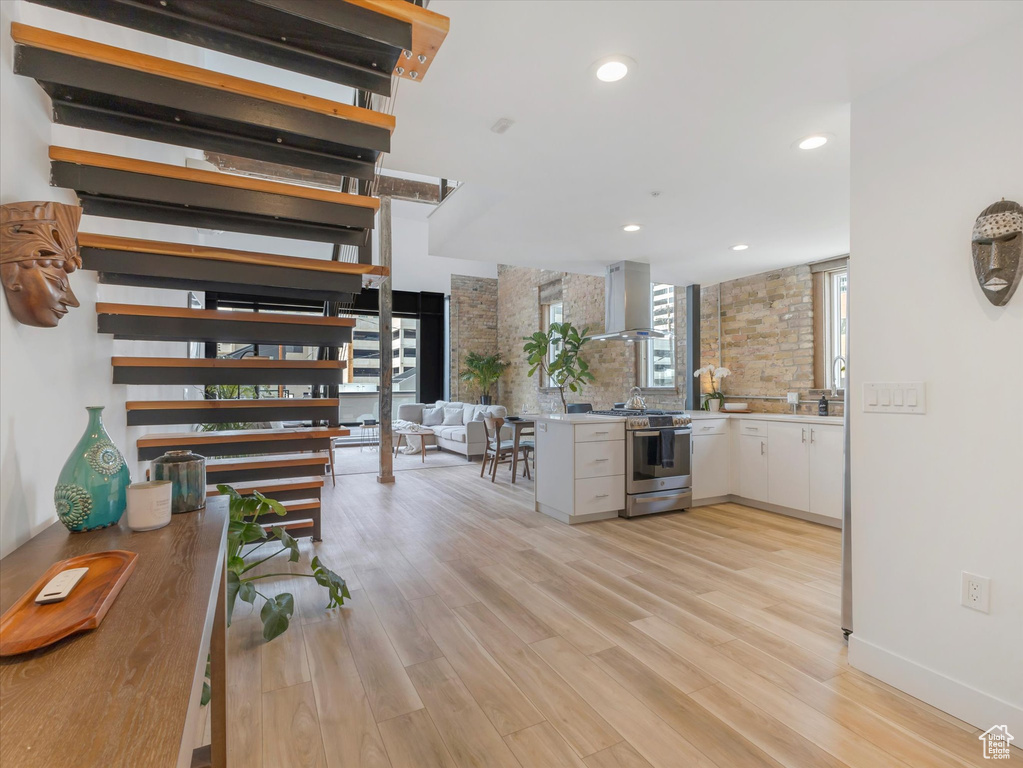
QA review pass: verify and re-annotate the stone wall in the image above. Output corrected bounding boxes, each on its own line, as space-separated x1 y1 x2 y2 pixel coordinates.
448 274 498 403
495 265 636 412
456 261 841 416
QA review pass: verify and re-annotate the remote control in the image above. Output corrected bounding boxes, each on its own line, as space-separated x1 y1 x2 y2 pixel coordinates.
34 567 89 604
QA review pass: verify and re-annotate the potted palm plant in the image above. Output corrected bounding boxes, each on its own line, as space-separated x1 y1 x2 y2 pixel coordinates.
459 352 509 404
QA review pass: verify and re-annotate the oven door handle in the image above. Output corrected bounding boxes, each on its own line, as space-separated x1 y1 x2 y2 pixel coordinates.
633 429 691 437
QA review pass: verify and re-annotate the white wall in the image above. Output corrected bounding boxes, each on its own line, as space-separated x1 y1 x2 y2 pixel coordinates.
849 24 1023 735
377 199 497 295
0 2 209 556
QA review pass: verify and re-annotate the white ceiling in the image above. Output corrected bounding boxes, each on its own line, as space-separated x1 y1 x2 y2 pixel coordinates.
385 0 1023 285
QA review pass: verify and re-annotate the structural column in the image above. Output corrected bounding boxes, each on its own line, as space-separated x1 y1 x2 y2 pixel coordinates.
685 283 701 411
377 195 394 483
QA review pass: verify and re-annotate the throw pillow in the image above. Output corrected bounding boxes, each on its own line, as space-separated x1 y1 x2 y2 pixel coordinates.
442 407 463 426
422 405 445 427
473 410 487 422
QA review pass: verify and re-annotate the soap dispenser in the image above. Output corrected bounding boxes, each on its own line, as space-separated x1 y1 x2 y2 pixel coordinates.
818 394 829 416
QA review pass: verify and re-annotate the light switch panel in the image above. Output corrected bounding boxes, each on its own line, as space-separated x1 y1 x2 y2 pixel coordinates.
862 382 926 414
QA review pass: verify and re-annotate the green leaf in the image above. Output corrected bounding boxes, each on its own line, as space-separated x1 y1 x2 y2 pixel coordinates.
239 521 267 543
227 554 246 573
273 527 301 563
260 593 295 642
226 570 240 626
238 581 256 605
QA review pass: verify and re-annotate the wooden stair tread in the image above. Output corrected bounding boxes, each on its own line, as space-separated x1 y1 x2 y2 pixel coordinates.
113 357 344 370
345 0 449 82
206 476 324 495
261 519 314 530
138 427 348 447
97 303 354 327
206 452 330 471
12 23 395 132
126 398 339 411
278 499 320 511
49 146 379 210
82 233 388 277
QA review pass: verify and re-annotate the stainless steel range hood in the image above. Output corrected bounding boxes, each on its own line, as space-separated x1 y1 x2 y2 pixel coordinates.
589 260 668 341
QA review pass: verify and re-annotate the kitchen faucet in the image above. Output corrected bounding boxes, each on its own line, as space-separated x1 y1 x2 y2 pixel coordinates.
832 356 847 397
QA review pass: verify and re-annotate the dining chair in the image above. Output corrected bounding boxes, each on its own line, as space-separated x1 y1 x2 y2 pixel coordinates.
481 416 529 483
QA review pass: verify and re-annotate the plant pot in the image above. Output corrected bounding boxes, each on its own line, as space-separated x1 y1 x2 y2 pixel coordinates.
152 450 207 514
479 395 493 405
709 399 721 412
54 406 131 532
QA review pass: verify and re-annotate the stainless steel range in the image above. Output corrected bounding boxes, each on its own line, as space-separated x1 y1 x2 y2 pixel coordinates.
590 409 693 518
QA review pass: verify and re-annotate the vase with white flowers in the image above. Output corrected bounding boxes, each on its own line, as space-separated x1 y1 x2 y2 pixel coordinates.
694 365 731 411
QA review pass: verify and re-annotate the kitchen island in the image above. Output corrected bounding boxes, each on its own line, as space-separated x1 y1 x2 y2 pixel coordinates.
532 413 627 524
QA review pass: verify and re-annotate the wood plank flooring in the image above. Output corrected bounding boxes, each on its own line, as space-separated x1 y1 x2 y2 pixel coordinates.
224 461 1018 767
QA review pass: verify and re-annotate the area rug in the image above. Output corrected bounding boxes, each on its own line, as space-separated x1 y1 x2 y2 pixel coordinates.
332 446 471 475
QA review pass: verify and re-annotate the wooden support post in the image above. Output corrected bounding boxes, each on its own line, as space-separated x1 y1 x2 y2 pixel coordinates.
377 195 394 483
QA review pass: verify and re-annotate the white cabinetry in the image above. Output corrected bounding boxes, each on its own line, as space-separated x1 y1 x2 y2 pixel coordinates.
767 422 810 512
692 419 729 501
738 430 769 502
809 424 844 520
535 417 625 524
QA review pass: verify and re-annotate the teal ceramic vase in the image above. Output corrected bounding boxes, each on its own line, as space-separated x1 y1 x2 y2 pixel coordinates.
54 406 131 532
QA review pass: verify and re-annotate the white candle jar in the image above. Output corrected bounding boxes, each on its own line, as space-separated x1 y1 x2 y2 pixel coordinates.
126 480 172 531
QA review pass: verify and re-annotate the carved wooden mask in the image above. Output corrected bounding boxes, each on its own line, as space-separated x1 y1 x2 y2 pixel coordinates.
972 199 1022 307
0 201 82 327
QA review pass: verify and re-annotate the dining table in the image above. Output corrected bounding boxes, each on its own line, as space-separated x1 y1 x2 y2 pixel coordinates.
506 417 535 483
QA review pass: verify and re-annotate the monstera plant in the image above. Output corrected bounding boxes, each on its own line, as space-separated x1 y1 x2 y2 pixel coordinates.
523 321 595 412
221 485 349 640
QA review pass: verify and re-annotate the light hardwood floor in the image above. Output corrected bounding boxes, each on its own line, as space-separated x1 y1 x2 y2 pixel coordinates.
222 462 1019 768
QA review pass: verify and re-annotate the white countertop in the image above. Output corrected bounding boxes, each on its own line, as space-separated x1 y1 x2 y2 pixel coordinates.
528 413 627 424
686 411 844 426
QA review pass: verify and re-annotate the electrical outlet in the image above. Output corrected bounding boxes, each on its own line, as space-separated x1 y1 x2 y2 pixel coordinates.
961 572 990 613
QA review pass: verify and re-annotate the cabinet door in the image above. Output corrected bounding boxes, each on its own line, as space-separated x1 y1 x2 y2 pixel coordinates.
809 425 845 520
692 434 729 501
738 434 769 502
767 422 810 511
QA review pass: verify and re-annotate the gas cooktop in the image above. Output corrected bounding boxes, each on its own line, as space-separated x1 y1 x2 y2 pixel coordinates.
590 409 692 429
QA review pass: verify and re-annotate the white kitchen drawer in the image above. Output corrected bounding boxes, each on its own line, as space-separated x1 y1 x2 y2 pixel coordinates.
574 440 625 479
692 419 727 436
574 475 624 515
738 421 771 437
575 422 625 443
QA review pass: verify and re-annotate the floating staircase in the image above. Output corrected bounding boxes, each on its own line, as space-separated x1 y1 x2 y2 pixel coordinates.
125 398 340 427
206 452 332 485
81 234 386 301
17 1 450 549
112 357 345 387
97 303 354 347
137 426 343 461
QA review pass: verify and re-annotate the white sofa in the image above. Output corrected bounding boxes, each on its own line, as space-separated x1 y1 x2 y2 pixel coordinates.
396 401 508 459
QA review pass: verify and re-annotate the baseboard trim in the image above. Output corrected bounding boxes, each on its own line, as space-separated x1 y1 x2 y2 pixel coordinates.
535 502 619 525
848 634 1023 736
694 495 841 528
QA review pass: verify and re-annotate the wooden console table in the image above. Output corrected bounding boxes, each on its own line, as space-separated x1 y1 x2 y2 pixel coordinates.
0 497 229 767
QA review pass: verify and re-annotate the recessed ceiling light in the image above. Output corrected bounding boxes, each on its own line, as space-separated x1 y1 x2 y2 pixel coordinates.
622 224 641 232
594 56 632 82
797 135 828 150
731 244 749 251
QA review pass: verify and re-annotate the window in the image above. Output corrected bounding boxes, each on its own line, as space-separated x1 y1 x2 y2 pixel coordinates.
824 268 848 390
544 301 564 371
639 283 676 388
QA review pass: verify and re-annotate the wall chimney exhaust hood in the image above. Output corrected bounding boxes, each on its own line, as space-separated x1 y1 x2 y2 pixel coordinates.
588 260 668 341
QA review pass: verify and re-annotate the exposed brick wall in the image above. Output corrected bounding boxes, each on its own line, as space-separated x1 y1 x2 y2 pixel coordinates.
473 262 841 416
448 275 498 403
496 265 635 412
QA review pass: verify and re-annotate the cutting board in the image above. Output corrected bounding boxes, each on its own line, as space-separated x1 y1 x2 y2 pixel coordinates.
0 550 137 656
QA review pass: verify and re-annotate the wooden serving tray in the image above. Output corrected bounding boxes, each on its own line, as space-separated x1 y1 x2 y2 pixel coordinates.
0 550 137 656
